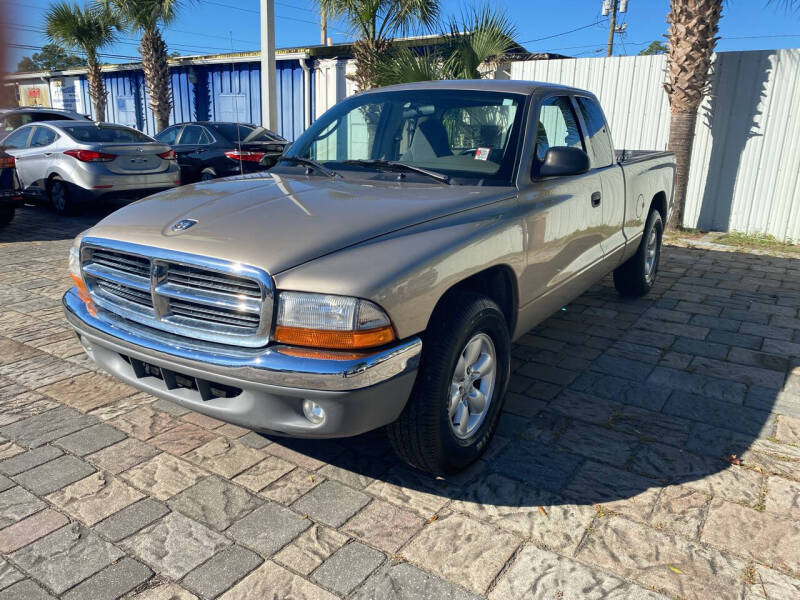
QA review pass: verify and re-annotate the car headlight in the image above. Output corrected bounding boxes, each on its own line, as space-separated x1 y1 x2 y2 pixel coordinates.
274 292 395 350
69 246 96 315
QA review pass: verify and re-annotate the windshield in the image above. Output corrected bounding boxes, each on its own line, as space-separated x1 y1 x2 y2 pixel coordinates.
285 89 526 185
62 125 154 144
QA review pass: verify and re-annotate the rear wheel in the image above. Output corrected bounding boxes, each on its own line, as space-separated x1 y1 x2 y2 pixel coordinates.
48 176 73 216
613 209 663 297
387 291 511 475
0 205 14 227
200 168 217 182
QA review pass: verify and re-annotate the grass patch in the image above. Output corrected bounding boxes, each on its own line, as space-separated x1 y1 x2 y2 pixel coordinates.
716 231 799 254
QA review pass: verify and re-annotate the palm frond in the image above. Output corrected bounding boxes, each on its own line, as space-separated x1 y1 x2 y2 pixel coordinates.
46 2 117 59
99 0 192 32
443 4 517 80
374 47 442 86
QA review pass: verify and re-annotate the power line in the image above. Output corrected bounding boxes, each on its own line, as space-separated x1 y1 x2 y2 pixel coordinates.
519 19 610 44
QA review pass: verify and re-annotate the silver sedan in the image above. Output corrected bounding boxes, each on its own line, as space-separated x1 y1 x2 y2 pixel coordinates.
2 121 181 214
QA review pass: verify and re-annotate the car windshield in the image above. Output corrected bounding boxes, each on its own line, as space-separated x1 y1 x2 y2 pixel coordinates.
62 125 153 144
284 89 526 185
211 123 284 143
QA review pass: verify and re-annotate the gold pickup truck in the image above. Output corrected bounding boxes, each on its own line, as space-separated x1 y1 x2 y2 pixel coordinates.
63 81 675 474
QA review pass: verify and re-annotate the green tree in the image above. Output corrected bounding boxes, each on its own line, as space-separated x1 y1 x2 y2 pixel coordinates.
664 0 799 230
101 0 192 131
315 0 439 92
45 3 117 120
16 44 85 72
638 41 667 55
375 5 517 86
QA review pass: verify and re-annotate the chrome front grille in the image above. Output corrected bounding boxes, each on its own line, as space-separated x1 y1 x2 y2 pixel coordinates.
80 238 273 348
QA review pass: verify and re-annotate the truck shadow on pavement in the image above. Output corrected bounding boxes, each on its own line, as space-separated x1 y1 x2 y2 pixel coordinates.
263 244 799 523
0 202 131 243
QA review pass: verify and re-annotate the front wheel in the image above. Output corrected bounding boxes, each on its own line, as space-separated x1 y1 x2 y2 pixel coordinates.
387 291 511 475
613 209 663 297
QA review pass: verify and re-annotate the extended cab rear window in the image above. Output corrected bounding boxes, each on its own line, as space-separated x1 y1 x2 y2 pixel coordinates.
62 125 153 144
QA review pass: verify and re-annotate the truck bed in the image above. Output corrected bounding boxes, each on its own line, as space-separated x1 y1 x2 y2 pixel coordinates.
616 149 674 165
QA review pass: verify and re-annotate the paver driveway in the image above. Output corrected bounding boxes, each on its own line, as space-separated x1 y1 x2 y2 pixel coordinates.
1 205 799 600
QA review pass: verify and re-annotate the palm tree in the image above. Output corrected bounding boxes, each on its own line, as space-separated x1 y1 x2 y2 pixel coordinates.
101 0 190 131
374 5 517 87
316 0 439 92
665 0 798 230
45 2 117 121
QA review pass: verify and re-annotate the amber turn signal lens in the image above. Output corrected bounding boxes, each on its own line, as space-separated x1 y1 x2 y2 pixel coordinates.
71 273 97 317
274 325 395 350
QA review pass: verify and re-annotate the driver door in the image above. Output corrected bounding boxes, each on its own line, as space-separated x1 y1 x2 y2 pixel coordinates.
517 95 606 315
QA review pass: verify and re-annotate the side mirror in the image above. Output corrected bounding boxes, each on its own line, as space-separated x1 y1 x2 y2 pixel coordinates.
534 147 590 178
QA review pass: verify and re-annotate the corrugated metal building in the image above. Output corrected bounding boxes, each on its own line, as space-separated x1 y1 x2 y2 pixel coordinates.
511 49 800 241
8 49 322 141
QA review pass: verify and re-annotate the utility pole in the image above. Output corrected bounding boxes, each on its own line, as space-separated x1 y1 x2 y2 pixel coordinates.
605 1 617 57
320 8 327 46
260 0 277 131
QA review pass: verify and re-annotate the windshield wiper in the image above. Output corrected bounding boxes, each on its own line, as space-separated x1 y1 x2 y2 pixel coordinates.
280 156 340 178
342 159 450 184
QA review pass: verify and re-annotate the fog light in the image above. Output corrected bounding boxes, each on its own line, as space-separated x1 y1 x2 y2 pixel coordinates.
302 400 325 424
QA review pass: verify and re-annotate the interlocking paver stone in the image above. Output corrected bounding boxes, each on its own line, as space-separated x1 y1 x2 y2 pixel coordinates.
293 480 370 527
87 437 159 475
354 561 481 600
0 579 55 600
402 513 520 595
311 541 384 596
168 476 262 531
260 468 322 505
0 445 62 476
0 486 46 528
10 523 124 594
94 498 170 542
12 454 95 495
578 515 746 600
0 559 24 592
702 498 800 572
121 453 206 500
765 476 800 519
0 406 94 448
148 422 218 455
226 502 309 556
232 456 295 492
121 512 230 580
109 406 180 441
649 485 709 539
183 545 262 600
0 508 68 553
61 557 153 600
219 561 336 600
47 472 144 526
183 437 264 478
489 544 667 600
130 583 197 599
342 499 424 553
744 565 800 600
55 423 127 456
273 525 348 575
37 371 136 413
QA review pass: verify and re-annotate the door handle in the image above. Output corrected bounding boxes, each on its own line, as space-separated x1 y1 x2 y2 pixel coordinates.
193 148 206 153
591 191 602 207
43 152 53 157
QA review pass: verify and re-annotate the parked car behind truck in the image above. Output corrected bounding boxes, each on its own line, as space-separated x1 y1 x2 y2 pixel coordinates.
63 81 675 474
2 121 180 214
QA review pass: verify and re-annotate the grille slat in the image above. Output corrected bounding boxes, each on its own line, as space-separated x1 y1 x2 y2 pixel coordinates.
82 243 270 347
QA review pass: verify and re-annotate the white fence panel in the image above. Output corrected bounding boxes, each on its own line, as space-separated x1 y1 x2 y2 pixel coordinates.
511 49 800 241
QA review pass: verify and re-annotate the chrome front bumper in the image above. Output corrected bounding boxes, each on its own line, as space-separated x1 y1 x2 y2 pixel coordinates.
63 288 422 437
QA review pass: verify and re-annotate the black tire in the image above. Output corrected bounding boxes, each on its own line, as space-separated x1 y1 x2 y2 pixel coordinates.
387 291 511 475
200 168 217 182
0 205 14 227
48 176 73 216
613 209 663 297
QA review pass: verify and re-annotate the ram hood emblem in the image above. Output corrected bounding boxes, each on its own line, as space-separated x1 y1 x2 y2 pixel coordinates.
170 219 198 232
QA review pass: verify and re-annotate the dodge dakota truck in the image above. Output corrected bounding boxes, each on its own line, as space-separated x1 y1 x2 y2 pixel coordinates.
63 81 675 474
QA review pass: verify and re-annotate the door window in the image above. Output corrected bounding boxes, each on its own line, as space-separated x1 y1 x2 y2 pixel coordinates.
156 126 182 145
178 125 204 145
30 126 58 148
3 127 33 149
535 96 583 162
576 97 615 168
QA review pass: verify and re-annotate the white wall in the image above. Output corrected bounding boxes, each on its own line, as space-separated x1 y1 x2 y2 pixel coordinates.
512 49 800 241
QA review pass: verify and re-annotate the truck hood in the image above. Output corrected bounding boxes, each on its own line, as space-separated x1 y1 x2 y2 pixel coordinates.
82 173 513 274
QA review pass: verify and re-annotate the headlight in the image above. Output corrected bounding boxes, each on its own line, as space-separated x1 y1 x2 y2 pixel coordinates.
69 246 96 315
274 292 395 350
